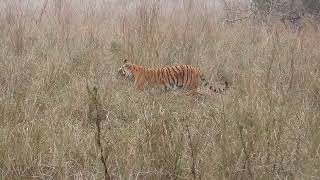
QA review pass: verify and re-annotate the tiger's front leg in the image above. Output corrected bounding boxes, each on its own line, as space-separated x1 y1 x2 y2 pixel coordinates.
134 76 146 91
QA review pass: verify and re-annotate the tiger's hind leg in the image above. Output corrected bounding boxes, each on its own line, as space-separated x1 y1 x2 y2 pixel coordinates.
160 84 171 93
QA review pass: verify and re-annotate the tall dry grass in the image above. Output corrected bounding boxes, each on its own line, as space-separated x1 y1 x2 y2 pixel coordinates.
0 0 319 179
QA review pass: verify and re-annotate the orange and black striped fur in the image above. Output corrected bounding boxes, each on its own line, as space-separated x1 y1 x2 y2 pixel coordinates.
117 59 227 95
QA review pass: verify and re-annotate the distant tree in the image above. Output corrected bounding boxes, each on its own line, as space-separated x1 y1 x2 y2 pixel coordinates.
252 0 302 16
301 0 320 17
251 0 285 23
251 0 272 15
251 0 320 24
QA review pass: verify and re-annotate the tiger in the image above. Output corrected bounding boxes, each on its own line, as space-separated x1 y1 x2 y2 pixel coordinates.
117 59 228 95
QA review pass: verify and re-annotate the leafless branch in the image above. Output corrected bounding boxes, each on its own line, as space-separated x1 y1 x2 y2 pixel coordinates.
225 13 253 24
36 0 48 24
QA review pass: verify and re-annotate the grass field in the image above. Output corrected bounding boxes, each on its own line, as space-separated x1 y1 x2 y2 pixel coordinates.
0 0 320 179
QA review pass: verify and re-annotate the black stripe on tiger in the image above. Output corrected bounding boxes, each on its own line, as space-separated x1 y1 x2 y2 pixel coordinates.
165 67 174 88
171 66 180 87
167 67 177 87
174 65 183 88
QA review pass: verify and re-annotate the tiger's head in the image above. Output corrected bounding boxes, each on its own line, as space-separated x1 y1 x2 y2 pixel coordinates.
117 59 134 80
210 80 229 94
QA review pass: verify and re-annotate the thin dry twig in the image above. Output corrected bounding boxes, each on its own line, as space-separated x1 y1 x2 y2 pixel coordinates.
238 124 253 178
87 84 111 180
185 123 196 180
36 0 48 24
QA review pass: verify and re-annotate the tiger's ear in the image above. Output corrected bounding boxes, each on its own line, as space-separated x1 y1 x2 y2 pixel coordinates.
123 59 128 64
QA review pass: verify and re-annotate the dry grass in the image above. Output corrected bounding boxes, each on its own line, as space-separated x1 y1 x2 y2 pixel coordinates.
0 0 320 179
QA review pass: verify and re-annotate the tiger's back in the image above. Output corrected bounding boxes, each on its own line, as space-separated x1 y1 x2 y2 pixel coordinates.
147 65 203 92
